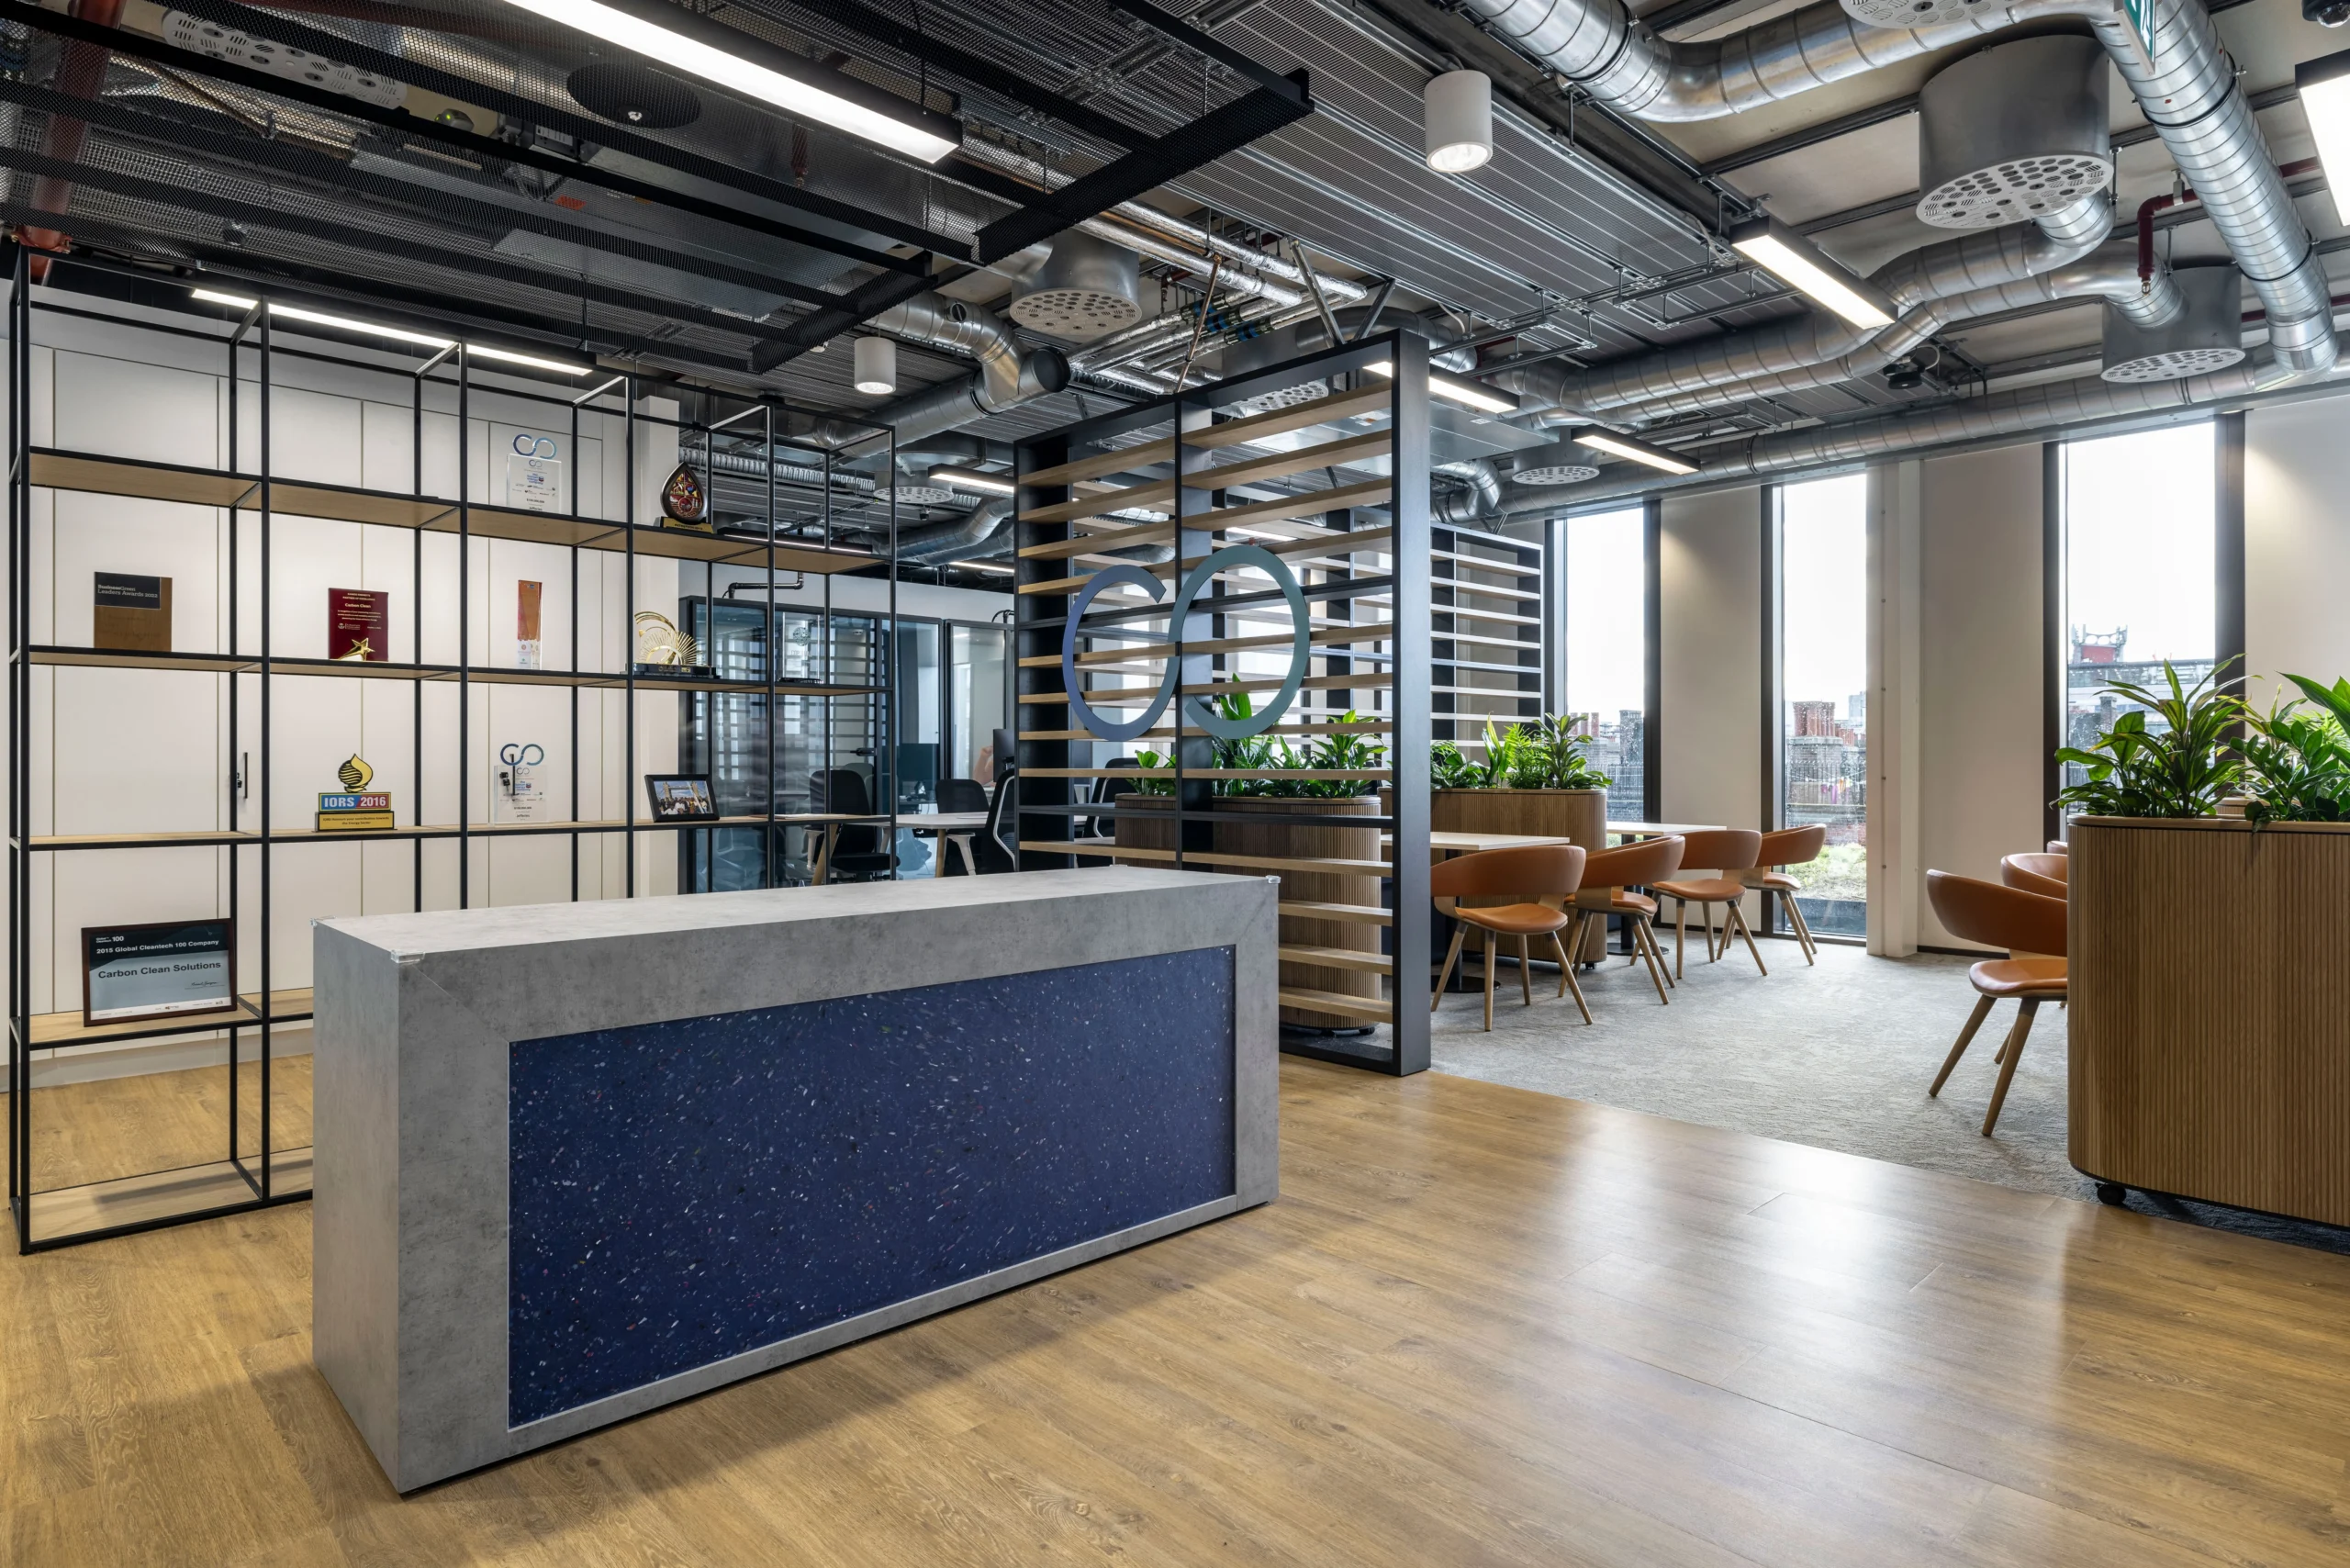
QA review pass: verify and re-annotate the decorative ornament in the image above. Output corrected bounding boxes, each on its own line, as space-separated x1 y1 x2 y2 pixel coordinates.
661 462 711 531
633 610 701 670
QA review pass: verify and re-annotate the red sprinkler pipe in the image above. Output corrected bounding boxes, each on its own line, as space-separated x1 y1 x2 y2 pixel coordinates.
2138 158 2325 286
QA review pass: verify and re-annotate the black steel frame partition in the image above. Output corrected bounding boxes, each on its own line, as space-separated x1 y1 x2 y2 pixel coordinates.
5 251 897 1249
1009 331 1432 1075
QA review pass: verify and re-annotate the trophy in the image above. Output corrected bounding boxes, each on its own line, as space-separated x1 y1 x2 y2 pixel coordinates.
318 755 393 832
660 461 711 532
632 610 707 678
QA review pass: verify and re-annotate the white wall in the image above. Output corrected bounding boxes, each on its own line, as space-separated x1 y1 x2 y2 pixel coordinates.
1916 443 2047 948
2246 396 2350 709
13 299 711 1079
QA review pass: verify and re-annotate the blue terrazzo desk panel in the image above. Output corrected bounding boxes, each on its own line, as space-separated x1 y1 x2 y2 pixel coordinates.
508 945 1237 1426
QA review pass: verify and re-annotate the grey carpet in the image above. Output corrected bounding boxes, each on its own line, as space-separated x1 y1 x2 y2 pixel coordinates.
1408 929 2350 1255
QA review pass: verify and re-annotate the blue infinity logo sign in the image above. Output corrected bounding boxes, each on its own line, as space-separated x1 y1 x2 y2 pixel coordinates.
510 433 558 458
1062 543 1308 743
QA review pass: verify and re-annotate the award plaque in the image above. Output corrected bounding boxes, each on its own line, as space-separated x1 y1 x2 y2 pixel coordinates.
329 588 390 662
84 917 235 1026
318 755 394 831
498 742 546 823
632 610 706 678
644 773 718 822
505 431 564 513
94 572 172 653
660 462 711 532
517 579 543 670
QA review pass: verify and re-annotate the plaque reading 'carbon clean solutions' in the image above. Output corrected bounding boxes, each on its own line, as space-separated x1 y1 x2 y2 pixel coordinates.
84 918 235 1026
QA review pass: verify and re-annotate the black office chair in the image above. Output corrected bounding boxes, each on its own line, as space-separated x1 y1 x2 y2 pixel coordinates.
937 778 989 813
966 771 1019 874
809 767 897 880
1080 756 1141 839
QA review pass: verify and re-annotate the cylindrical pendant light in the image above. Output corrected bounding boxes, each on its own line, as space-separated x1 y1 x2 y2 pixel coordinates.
1424 71 1493 174
853 335 896 395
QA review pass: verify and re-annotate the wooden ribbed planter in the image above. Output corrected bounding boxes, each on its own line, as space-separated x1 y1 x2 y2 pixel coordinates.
1430 788 1608 960
1114 793 1385 1029
2071 815 2350 1225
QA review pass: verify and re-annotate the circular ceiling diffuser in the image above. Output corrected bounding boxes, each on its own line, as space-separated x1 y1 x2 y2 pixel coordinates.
1840 0 1993 27
1007 234 1144 341
1917 153 2112 229
566 62 701 130
891 484 958 507
1006 286 1145 339
2100 345 2246 384
1512 460 1599 485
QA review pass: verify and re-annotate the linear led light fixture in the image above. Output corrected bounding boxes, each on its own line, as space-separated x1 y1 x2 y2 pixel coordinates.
1572 426 1698 476
2299 47 2350 227
493 0 958 162
929 465 1016 496
1726 217 1896 330
949 559 1015 575
1367 360 1519 415
191 289 591 375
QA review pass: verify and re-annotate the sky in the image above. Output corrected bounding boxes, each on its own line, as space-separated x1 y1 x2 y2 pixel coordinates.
1782 473 1869 719
1564 506 1647 716
2062 423 2215 664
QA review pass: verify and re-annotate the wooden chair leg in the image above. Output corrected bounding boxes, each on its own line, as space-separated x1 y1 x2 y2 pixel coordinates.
1729 901 1768 976
1784 892 1818 962
1516 934 1533 1006
1551 930 1594 1024
1433 924 1467 1012
1703 900 1720 962
1632 919 1671 1004
1674 898 1687 980
1930 993 1997 1096
1482 927 1496 1031
1982 998 2040 1136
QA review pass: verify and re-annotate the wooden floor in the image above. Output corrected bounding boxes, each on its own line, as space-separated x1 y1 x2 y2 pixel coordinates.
6 1059 2349 1566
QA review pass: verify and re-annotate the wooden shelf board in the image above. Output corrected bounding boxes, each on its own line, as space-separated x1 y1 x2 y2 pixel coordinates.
1197 430 1391 491
29 449 252 508
1277 945 1395 974
1276 987 1393 1022
27 1149 311 1244
1021 478 1178 526
1279 899 1393 925
28 987 314 1048
1020 439 1176 490
1186 386 1388 451
263 479 454 529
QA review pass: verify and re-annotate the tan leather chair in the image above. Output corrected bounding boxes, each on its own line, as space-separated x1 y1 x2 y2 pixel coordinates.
2045 840 2068 855
1431 844 1591 1030
1999 851 2067 900
1571 835 1684 1006
1652 828 1766 979
1924 870 2067 1136
1740 824 1827 964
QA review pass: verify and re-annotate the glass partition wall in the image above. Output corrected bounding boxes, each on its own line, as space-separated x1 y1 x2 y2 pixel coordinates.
1775 474 1870 936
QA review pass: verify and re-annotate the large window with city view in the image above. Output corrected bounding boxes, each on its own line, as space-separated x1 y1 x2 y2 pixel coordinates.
2058 422 2216 828
1562 506 1648 821
1779 474 1869 935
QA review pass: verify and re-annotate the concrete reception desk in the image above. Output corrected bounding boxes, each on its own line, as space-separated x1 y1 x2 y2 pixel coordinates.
311 868 1277 1491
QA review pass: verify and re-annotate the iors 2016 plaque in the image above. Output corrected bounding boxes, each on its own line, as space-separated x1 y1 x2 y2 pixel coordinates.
84 918 236 1026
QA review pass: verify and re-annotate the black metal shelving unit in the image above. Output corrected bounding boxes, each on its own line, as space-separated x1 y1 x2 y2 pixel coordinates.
5 252 898 1249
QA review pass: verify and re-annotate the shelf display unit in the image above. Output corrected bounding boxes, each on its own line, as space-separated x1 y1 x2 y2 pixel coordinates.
1011 332 1433 1075
6 254 899 1249
1432 521 1544 745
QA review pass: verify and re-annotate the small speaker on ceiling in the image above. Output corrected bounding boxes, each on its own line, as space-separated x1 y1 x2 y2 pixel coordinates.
565 62 701 130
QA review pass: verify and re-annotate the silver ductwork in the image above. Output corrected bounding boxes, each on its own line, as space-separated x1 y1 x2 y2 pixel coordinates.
1499 348 2331 512
1508 439 1600 485
1434 459 1505 523
1008 230 1144 340
802 291 1069 451
1458 0 2333 375
2102 263 2246 382
1497 196 2113 417
894 498 1013 564
1614 241 2188 422
1915 35 2111 229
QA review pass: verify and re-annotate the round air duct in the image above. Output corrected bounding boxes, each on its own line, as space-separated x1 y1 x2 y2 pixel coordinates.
1508 440 1599 485
890 484 958 507
2101 263 2245 383
1911 35 2110 230
1006 232 1142 340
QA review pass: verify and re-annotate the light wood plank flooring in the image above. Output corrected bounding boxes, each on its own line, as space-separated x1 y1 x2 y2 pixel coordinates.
5 1058 2348 1566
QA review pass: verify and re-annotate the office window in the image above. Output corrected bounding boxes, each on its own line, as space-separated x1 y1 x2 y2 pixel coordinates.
2058 423 2216 823
1562 506 1648 821
1779 474 1869 935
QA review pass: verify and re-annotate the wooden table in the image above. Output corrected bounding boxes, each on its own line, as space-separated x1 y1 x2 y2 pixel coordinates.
1381 830 1575 856
779 812 877 885
1606 820 1720 840
906 811 992 877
